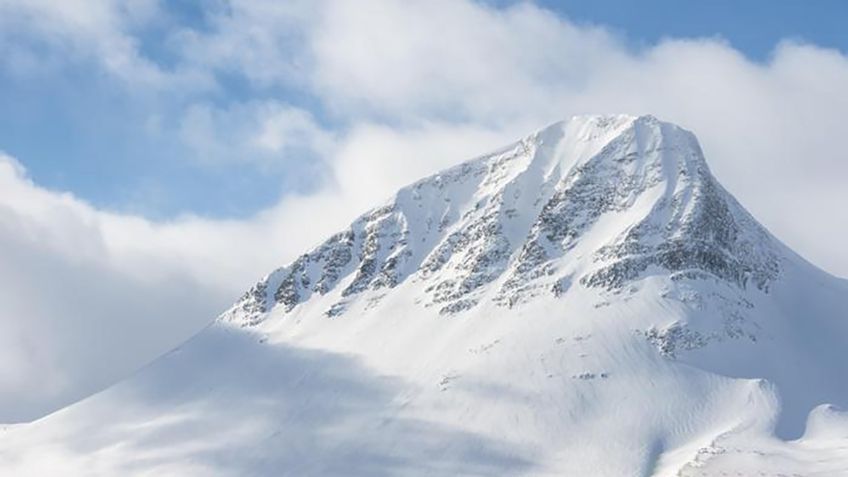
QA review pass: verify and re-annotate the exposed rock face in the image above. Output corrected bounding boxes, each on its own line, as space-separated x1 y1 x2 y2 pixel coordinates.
581 128 781 293
220 115 783 326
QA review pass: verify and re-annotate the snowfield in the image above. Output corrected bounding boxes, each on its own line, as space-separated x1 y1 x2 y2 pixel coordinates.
2 115 847 476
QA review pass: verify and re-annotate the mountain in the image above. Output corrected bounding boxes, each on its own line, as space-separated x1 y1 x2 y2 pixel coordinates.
2 115 847 476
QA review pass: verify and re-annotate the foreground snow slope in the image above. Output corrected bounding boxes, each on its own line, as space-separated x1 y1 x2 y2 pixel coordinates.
2 115 847 476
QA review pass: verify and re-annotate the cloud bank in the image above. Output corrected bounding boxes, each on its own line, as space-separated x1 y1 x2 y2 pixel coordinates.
0 0 846 421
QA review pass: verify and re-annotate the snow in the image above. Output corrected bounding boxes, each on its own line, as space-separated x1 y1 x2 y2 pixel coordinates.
2 114 847 476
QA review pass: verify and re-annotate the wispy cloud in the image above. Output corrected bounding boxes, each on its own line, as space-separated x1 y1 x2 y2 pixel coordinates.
178 101 334 167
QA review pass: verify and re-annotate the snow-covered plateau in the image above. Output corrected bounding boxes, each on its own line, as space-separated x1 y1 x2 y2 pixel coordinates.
2 115 847 476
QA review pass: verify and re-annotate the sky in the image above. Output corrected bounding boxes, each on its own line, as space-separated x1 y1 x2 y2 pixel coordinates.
1 0 847 422
4 0 848 219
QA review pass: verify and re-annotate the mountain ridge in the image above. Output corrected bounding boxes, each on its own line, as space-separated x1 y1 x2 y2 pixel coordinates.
222 114 782 328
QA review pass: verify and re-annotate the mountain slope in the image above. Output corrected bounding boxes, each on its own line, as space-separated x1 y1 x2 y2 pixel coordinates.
2 115 847 476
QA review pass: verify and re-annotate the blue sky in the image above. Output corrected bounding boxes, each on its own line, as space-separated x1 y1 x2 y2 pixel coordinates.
0 0 329 218
2 0 846 219
539 0 848 61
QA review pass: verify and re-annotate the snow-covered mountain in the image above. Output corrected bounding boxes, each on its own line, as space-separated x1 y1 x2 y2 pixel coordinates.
2 115 847 476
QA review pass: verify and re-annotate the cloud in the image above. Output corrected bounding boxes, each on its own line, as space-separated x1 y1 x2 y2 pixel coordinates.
0 0 211 91
308 0 621 123
0 154 225 419
172 0 319 88
178 101 334 167
1 0 847 421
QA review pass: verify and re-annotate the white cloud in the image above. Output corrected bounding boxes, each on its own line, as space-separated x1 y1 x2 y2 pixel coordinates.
309 0 621 123
0 154 219 419
0 0 210 89
172 0 318 88
178 101 334 166
1 0 847 421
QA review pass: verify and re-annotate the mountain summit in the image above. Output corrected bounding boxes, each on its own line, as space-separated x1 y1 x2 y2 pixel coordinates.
224 115 780 343
3 115 847 476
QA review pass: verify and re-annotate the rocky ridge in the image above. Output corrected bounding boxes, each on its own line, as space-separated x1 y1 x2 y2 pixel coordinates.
221 115 782 332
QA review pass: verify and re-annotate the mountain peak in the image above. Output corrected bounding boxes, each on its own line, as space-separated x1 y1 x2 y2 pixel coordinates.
221 115 781 325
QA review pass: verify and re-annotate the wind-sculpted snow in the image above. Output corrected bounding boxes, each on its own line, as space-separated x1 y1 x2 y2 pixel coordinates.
12 115 845 476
